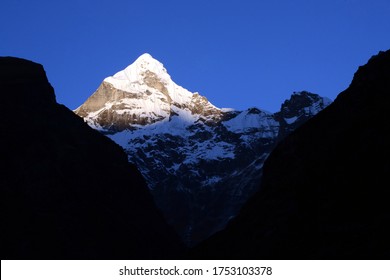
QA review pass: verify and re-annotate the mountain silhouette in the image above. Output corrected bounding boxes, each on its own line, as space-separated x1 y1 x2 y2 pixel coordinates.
0 57 182 259
192 50 390 259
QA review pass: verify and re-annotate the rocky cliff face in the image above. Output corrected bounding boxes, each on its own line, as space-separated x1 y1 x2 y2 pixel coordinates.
0 57 182 259
75 54 331 245
192 50 390 259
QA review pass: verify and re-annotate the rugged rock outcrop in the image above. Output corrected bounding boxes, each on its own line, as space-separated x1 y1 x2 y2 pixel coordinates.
75 54 331 245
0 57 182 259
192 50 390 259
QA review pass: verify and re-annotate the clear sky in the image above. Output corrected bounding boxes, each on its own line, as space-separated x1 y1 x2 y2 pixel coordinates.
1 0 389 112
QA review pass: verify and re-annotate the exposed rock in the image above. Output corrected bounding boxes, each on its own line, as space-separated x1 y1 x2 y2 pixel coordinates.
275 90 333 137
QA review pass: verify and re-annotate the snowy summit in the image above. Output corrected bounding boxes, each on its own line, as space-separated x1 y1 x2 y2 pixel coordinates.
104 53 192 103
75 53 222 130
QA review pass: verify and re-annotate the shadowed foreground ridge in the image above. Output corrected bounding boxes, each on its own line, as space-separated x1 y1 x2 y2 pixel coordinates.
0 57 182 259
193 50 390 259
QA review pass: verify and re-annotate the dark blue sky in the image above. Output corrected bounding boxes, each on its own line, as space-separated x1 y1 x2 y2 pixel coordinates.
1 0 389 112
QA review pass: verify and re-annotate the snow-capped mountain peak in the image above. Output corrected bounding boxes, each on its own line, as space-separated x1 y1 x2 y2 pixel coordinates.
75 54 332 245
103 52 194 104
75 54 221 131
104 53 170 87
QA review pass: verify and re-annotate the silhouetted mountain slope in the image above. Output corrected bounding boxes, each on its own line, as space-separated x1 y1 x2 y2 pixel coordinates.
192 50 390 259
0 57 182 259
